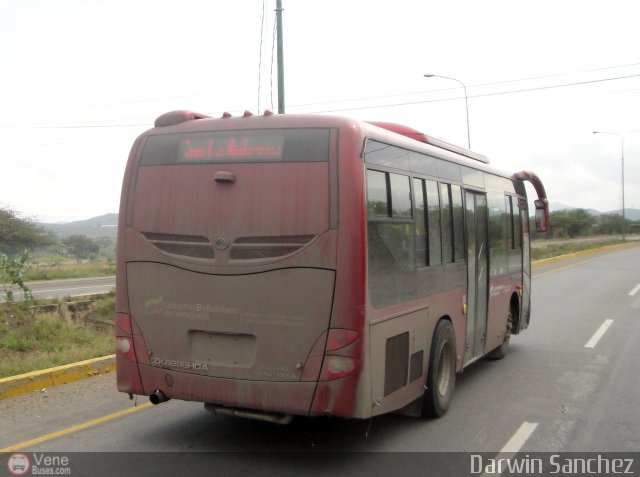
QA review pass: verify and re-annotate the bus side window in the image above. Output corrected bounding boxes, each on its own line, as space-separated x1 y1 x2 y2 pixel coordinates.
367 170 389 217
511 196 522 249
425 180 442 266
390 173 413 218
451 185 465 262
414 178 427 267
367 169 416 307
506 196 514 249
440 183 453 263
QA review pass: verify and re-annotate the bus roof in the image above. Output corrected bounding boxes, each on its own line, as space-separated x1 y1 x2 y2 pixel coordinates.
147 110 509 179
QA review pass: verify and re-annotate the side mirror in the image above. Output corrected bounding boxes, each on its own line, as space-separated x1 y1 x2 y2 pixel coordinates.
534 199 549 232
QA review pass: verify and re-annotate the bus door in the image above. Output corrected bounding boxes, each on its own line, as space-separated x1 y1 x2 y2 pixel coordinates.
519 198 531 330
464 191 489 364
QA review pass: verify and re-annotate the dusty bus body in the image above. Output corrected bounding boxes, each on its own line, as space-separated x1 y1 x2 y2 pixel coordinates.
115 111 548 422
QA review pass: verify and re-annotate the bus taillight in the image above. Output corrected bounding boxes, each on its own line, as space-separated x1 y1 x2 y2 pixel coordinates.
325 329 359 352
115 312 132 336
320 356 361 381
116 337 136 361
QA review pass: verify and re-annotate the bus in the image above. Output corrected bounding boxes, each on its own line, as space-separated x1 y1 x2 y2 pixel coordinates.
115 110 549 423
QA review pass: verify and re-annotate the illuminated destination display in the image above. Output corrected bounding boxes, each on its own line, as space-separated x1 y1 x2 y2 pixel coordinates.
140 128 330 165
179 134 284 161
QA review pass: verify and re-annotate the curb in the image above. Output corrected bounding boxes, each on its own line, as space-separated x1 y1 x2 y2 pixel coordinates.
0 354 115 400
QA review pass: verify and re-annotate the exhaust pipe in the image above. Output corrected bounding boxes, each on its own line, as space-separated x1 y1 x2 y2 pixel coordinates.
205 403 294 425
149 389 170 405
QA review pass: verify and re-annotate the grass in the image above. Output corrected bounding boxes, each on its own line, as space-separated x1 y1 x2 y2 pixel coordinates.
0 300 114 378
25 260 115 281
531 240 627 261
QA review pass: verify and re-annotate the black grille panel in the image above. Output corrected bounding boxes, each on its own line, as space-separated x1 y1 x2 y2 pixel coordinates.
142 232 214 259
384 332 409 396
230 235 314 260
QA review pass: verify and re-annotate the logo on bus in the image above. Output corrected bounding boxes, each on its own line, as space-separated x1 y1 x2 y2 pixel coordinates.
145 296 164 316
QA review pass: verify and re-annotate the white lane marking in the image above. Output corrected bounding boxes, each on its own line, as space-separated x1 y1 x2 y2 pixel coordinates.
499 421 539 453
2 284 113 302
31 284 113 294
629 284 640 296
479 422 539 477
585 319 614 349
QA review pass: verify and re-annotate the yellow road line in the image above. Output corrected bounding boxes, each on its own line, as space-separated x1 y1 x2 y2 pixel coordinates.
0 402 153 453
533 256 601 279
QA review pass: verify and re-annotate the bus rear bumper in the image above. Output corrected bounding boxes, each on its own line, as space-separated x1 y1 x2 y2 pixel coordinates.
136 364 318 416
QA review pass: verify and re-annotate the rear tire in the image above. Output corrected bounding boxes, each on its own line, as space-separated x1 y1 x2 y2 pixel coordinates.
422 320 456 418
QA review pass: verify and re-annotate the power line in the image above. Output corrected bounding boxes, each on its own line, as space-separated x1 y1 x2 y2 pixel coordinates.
305 73 640 114
2 71 640 130
290 62 640 109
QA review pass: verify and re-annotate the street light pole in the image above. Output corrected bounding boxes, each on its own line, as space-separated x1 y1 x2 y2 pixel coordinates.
424 74 471 149
276 0 285 114
592 129 640 241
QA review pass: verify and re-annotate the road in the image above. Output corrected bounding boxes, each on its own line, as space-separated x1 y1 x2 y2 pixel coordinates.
1 248 639 475
0 276 115 302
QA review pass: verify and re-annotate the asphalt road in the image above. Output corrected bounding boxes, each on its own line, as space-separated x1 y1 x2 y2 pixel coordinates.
0 276 115 302
1 247 639 475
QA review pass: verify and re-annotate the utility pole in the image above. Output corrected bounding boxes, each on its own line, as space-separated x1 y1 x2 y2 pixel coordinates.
276 0 285 114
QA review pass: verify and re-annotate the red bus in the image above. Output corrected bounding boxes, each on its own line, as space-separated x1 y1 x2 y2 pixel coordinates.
115 110 549 422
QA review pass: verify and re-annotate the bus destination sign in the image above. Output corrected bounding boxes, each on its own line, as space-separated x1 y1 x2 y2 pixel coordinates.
179 134 284 162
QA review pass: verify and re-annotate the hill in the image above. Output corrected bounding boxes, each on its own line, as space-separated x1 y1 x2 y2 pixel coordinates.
548 202 640 221
41 213 118 239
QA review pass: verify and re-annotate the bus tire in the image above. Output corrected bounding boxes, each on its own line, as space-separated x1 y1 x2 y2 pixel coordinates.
422 320 456 418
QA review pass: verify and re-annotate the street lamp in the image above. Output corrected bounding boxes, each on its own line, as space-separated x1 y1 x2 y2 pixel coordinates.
592 129 640 241
424 74 471 149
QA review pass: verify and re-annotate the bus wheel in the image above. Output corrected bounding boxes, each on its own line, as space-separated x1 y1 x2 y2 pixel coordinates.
486 307 514 360
422 320 456 418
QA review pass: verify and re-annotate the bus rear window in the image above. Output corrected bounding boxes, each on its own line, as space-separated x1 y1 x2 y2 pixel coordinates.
140 128 330 165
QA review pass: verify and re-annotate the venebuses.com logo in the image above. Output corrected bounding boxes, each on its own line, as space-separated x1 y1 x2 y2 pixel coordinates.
6 453 29 476
6 453 71 476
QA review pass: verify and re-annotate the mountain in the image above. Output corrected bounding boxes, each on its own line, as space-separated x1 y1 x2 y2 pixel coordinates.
548 201 600 216
548 202 640 221
609 209 640 221
40 213 118 239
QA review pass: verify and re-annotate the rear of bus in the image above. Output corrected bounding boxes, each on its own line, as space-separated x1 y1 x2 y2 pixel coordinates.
115 111 368 420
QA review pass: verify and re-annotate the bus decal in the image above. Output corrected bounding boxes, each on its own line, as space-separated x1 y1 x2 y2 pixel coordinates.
144 296 164 316
151 357 209 372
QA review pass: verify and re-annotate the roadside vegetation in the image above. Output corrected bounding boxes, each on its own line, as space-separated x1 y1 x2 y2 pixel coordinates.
529 208 639 260
0 207 116 282
0 295 115 378
26 260 115 281
531 240 628 261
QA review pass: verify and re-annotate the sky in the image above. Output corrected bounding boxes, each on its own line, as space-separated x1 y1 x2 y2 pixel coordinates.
2 0 640 222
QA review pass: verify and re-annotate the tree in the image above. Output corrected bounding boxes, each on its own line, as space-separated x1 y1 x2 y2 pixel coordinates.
1 252 32 302
550 209 595 238
0 207 55 255
63 235 100 262
594 213 628 235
